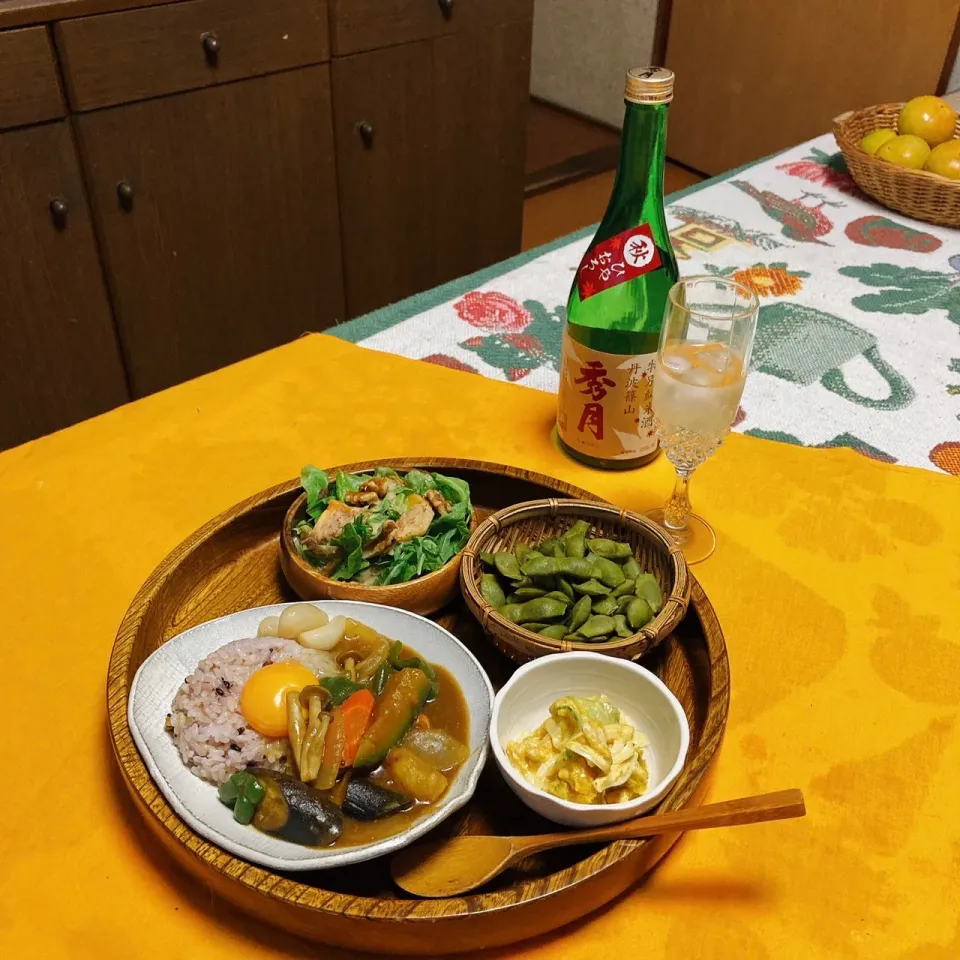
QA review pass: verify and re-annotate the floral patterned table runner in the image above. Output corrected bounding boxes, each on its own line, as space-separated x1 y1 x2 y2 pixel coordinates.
333 133 960 475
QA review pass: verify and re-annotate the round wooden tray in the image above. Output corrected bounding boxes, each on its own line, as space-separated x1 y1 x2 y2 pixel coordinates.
107 458 730 955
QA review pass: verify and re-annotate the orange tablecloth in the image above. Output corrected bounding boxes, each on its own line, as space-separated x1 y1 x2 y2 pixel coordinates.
2 334 958 959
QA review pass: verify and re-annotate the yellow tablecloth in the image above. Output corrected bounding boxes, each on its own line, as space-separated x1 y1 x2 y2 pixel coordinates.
2 334 958 959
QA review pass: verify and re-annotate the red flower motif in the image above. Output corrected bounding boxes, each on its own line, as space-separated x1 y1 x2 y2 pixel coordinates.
507 368 531 382
454 291 532 332
463 336 484 347
421 353 479 375
930 441 960 476
503 333 544 357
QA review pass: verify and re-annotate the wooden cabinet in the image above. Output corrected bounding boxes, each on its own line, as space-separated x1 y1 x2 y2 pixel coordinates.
0 121 129 449
0 0 533 446
333 15 532 317
76 66 344 397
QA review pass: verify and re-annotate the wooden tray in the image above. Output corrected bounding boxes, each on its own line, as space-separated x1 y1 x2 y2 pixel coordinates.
107 458 730 955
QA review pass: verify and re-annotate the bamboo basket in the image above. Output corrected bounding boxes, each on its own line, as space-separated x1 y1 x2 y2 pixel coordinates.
833 104 960 228
461 499 690 663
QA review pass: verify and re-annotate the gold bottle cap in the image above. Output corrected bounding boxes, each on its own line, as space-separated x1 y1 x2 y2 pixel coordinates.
624 67 674 105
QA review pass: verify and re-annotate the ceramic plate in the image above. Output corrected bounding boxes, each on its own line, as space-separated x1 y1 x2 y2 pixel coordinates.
128 600 494 871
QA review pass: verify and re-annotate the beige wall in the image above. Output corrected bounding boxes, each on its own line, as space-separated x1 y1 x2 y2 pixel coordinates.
948 49 960 92
530 0 659 128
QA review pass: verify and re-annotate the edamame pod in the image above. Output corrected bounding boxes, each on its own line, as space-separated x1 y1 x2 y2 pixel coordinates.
494 553 522 581
626 597 654 629
634 573 663 613
572 578 610 597
579 615 616 639
480 573 506 608
568 595 592 631
586 538 633 559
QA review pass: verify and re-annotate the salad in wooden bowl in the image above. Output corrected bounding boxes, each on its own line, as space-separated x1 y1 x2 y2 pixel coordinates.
280 466 474 615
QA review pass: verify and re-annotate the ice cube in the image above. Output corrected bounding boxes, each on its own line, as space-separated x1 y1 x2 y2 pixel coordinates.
662 351 692 375
695 346 729 373
684 366 721 387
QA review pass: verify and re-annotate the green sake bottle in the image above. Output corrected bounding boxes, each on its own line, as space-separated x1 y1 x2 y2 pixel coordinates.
556 67 680 469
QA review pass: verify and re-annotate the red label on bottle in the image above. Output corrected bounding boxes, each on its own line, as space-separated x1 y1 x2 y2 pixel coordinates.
576 222 662 301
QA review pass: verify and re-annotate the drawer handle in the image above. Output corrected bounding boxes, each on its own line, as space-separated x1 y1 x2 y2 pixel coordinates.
117 180 134 210
49 197 69 228
357 121 374 148
438 0 454 18
202 32 220 63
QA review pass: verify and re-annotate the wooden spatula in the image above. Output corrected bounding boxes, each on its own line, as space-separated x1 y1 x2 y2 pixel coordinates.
391 789 805 897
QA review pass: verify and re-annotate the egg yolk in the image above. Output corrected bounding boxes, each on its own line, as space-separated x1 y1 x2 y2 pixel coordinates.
239 662 318 738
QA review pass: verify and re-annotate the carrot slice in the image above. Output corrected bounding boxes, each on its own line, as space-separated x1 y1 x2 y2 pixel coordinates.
340 689 376 766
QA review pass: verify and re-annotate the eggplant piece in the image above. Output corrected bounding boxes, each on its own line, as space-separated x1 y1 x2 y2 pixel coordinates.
249 768 343 847
342 777 414 821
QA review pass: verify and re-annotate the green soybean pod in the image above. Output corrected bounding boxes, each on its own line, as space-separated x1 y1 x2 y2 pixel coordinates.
585 538 633 559
626 597 654 629
592 595 619 616
538 624 568 641
494 552 523 581
572 578 610 597
543 590 572 606
613 614 633 638
558 577 575 600
617 594 635 613
517 597 568 623
518 622 549 631
540 538 565 558
635 573 663 613
514 543 535 565
480 573 506 608
579 615 616 639
512 586 547 600
611 578 636 598
557 557 599 580
590 556 625 588
564 533 586 558
521 556 560 578
479 552 497 568
563 520 590 541
568 594 592 631
498 603 524 623
622 556 642 581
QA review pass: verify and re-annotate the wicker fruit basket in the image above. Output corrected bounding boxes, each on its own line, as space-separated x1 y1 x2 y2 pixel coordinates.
460 498 690 663
833 104 960 228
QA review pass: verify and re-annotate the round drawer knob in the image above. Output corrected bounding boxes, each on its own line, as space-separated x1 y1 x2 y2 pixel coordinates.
202 32 220 61
438 0 454 18
117 180 134 208
49 196 68 227
358 121 374 147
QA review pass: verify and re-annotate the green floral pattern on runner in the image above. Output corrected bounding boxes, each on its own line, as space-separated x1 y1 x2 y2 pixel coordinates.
839 260 960 323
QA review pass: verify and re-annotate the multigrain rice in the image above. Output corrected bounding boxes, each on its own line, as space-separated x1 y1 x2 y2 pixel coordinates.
170 636 337 784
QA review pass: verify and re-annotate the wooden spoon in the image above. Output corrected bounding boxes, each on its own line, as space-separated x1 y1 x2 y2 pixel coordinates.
391 789 805 897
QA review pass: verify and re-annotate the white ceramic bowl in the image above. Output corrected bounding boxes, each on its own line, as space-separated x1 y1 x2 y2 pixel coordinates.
129 600 494 871
490 652 690 827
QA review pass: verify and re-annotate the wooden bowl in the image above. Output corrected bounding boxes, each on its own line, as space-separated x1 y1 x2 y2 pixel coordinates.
461 498 690 663
834 104 960 228
280 491 469 616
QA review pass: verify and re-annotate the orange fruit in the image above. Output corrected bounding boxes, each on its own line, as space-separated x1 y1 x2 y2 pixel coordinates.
860 129 897 155
898 96 957 146
876 134 931 170
924 139 960 180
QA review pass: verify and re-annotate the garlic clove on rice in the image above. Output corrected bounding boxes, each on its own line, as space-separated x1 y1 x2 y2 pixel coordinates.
257 615 281 637
298 615 347 651
278 603 330 639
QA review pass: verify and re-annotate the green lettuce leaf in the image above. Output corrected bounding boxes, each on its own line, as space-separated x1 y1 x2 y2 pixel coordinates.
403 470 437 495
301 465 331 519
334 471 364 502
432 472 470 506
330 516 370 581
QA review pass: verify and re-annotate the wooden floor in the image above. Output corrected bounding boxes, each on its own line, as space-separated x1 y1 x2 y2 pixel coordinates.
522 166 704 251
521 99 705 252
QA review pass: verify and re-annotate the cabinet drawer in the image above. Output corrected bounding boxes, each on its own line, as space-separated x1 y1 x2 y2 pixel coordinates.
57 0 329 111
329 0 532 55
0 27 64 131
